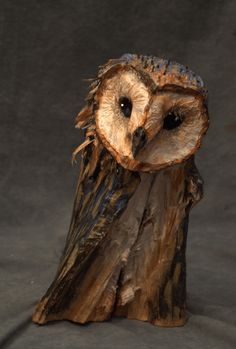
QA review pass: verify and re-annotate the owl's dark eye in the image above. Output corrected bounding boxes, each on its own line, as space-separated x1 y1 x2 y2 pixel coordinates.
163 111 183 130
119 97 132 118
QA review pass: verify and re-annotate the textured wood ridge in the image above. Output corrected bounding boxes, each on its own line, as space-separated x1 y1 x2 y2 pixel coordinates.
33 139 203 327
33 138 140 324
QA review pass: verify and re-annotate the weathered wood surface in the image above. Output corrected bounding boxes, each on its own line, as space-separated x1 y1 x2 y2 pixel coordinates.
33 137 202 327
33 54 208 327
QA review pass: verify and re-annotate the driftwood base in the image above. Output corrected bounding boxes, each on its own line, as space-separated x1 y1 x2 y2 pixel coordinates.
33 149 202 327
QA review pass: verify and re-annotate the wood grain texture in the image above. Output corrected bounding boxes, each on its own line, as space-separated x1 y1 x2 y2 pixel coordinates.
115 157 202 326
32 54 208 327
33 139 202 327
33 136 140 324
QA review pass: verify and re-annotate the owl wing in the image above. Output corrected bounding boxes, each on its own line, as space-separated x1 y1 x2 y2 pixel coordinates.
32 135 140 324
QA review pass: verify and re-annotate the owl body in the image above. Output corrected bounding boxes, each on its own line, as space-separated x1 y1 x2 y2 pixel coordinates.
33 54 208 327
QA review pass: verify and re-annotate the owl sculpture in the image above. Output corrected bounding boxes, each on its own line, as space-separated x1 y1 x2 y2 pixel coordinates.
33 54 209 327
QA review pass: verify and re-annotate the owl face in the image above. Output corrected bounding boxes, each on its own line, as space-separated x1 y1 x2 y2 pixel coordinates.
77 55 209 172
94 64 208 172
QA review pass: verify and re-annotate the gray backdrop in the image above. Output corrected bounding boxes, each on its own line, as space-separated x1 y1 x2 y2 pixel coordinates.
0 0 235 348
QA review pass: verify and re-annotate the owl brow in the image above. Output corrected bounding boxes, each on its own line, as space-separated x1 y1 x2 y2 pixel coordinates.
134 68 157 93
154 84 205 98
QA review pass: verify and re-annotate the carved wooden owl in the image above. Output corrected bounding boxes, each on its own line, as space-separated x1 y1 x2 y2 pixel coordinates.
33 54 209 327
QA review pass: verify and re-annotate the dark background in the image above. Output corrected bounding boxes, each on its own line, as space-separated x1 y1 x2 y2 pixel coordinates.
0 0 235 348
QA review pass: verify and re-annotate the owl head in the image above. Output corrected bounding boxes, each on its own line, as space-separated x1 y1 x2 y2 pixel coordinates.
76 54 209 172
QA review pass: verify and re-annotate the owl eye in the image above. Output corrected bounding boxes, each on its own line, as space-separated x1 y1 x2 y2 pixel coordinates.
163 111 183 130
119 97 132 118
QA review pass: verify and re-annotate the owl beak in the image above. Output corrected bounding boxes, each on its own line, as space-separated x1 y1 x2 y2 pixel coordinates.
132 127 147 158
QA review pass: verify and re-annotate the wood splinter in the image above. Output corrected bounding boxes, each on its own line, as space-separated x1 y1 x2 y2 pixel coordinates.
33 54 209 327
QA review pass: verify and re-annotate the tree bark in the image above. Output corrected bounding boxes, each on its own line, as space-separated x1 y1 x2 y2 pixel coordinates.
32 140 203 327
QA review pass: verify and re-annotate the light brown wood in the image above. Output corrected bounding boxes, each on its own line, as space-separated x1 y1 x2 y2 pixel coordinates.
32 54 208 327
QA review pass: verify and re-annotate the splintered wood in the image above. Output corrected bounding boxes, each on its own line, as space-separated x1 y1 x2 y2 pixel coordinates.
33 141 202 327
